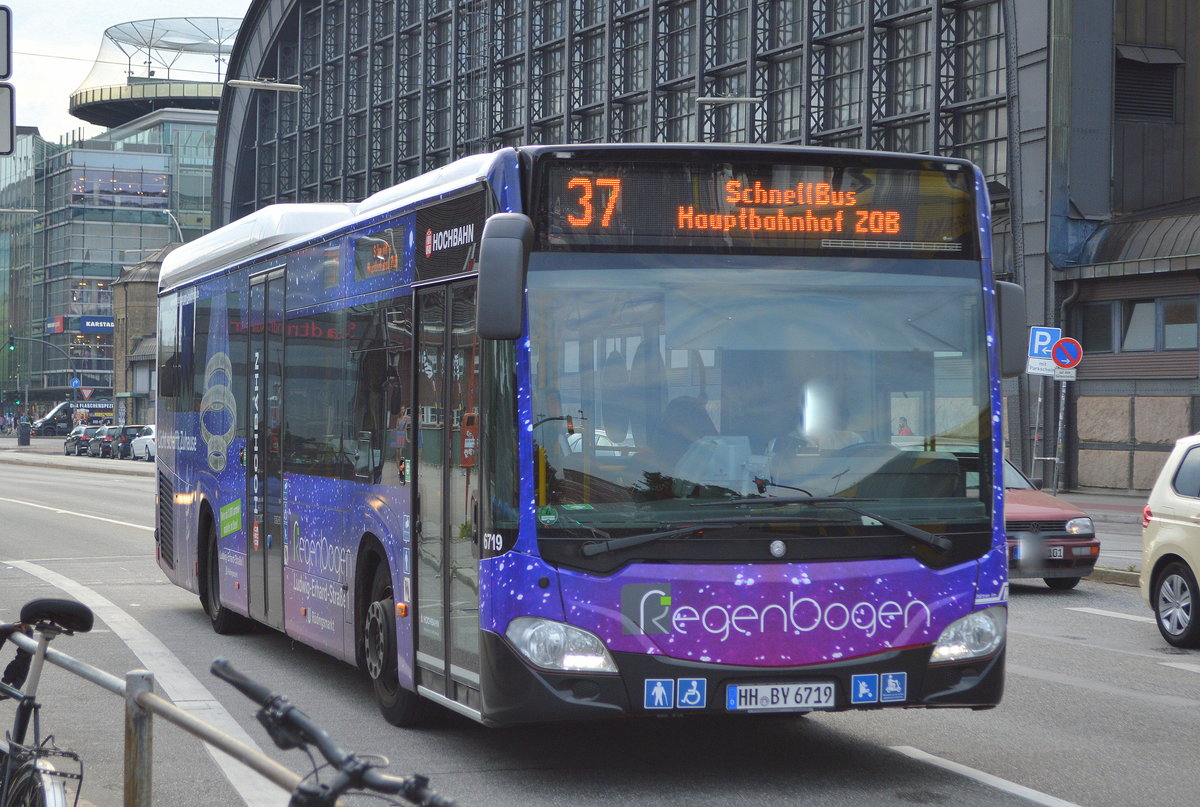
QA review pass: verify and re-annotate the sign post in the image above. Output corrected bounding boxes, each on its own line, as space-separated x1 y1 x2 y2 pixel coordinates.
1025 328 1085 493
1026 327 1060 481
1048 337 1083 494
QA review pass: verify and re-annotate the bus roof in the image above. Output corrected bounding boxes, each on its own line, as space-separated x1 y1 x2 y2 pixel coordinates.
159 150 504 294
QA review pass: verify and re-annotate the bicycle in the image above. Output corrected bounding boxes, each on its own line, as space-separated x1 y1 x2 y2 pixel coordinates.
0 598 94 807
211 659 460 807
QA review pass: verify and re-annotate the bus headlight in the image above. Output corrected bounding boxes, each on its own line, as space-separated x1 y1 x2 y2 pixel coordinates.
506 617 617 673
1065 516 1094 536
930 606 1005 663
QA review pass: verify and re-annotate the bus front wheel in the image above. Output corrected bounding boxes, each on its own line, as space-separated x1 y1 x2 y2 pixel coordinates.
364 563 425 726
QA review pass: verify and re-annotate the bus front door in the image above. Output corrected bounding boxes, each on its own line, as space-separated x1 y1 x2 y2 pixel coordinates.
246 269 286 630
414 281 482 709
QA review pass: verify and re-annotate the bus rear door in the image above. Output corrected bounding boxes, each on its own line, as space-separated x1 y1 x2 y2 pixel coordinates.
246 268 286 630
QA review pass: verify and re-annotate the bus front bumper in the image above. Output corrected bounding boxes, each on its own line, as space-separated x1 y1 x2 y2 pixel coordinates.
478 630 1004 726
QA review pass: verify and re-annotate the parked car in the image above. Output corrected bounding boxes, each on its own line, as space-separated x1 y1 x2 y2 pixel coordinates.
130 424 156 461
110 425 145 459
63 425 100 456
1004 459 1099 590
86 425 117 458
1141 433 1200 647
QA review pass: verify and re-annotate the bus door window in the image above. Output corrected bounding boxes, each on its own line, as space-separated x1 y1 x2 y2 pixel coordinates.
385 302 415 485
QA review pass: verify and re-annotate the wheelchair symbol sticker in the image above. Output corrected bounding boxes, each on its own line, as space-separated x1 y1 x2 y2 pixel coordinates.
676 678 707 709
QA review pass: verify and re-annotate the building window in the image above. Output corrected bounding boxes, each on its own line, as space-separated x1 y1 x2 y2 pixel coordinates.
1115 46 1182 121
1080 297 1198 354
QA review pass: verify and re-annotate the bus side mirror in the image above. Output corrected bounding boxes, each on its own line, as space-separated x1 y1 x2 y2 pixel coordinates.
477 213 533 340
995 280 1026 379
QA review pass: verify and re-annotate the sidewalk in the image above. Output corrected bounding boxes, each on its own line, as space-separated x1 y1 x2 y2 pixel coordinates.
1056 489 1146 526
0 435 155 477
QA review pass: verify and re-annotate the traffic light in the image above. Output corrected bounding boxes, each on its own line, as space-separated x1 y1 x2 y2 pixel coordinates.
6 329 12 351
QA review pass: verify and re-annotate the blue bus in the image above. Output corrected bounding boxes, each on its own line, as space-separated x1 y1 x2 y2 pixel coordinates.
155 144 1024 726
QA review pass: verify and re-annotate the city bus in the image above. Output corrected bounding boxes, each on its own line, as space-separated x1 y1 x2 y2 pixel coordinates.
155 144 1025 726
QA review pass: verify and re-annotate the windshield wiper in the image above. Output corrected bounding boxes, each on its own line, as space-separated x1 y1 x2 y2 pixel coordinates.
692 490 952 553
579 515 825 557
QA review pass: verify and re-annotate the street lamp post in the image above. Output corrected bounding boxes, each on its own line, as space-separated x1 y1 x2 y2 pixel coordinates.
10 333 78 411
162 209 184 242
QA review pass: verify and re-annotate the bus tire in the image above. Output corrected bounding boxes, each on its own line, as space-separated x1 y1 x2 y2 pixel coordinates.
364 563 425 726
201 516 248 635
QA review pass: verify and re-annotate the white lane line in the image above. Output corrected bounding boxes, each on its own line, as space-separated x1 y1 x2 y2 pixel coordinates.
9 560 283 807
0 497 153 531
1008 663 1200 708
891 746 1085 807
1066 606 1155 624
1160 661 1200 675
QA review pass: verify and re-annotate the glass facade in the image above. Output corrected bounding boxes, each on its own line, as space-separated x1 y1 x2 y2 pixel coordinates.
219 0 1010 223
0 111 218 414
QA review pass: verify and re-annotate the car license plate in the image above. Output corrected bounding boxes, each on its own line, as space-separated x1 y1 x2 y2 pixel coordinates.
1048 545 1064 559
726 681 835 712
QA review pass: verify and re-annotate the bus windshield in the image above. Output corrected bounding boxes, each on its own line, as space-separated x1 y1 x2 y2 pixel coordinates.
527 252 992 532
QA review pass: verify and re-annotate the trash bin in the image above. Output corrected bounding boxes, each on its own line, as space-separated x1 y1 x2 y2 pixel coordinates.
16 422 30 447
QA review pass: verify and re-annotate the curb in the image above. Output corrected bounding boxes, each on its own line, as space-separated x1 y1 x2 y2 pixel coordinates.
1089 567 1141 587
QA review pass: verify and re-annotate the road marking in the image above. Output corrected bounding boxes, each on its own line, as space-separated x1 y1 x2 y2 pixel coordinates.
7 560 284 807
0 496 154 532
1160 661 1200 675
1009 663 1200 708
1067 606 1155 624
891 746 1084 807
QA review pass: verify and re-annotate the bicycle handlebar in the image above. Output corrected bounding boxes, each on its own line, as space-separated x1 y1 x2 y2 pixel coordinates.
211 657 275 707
210 658 459 807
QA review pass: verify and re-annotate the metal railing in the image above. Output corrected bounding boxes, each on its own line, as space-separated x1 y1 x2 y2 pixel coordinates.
6 631 310 807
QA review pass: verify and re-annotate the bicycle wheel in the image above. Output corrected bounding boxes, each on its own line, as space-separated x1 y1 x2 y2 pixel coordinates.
3 760 69 807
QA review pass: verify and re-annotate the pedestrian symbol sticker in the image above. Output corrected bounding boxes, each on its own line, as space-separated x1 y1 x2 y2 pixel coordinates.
645 679 674 709
676 678 707 709
881 672 907 702
850 674 879 704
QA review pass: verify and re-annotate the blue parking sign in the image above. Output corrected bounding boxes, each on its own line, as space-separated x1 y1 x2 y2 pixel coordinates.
1028 327 1061 359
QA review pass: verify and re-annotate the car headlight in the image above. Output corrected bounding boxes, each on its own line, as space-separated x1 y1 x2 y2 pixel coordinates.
1065 516 1094 536
930 606 1005 663
505 617 617 673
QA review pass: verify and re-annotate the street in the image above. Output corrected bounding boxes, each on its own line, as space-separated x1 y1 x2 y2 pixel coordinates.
0 457 1191 807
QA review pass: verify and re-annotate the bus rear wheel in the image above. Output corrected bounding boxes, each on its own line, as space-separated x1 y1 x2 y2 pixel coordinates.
364 563 425 726
202 519 247 635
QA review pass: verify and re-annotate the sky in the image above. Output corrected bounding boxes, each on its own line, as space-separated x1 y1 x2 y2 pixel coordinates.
8 0 253 143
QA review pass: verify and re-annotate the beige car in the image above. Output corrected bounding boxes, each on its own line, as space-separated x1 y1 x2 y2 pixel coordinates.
1141 433 1200 647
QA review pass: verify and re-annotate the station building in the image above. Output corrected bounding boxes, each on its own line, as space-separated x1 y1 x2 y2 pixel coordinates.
203 0 1200 490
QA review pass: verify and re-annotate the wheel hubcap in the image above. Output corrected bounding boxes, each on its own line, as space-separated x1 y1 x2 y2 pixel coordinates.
1158 574 1193 636
365 598 394 681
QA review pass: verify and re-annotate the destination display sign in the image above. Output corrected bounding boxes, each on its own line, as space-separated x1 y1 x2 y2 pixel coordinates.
536 158 977 257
